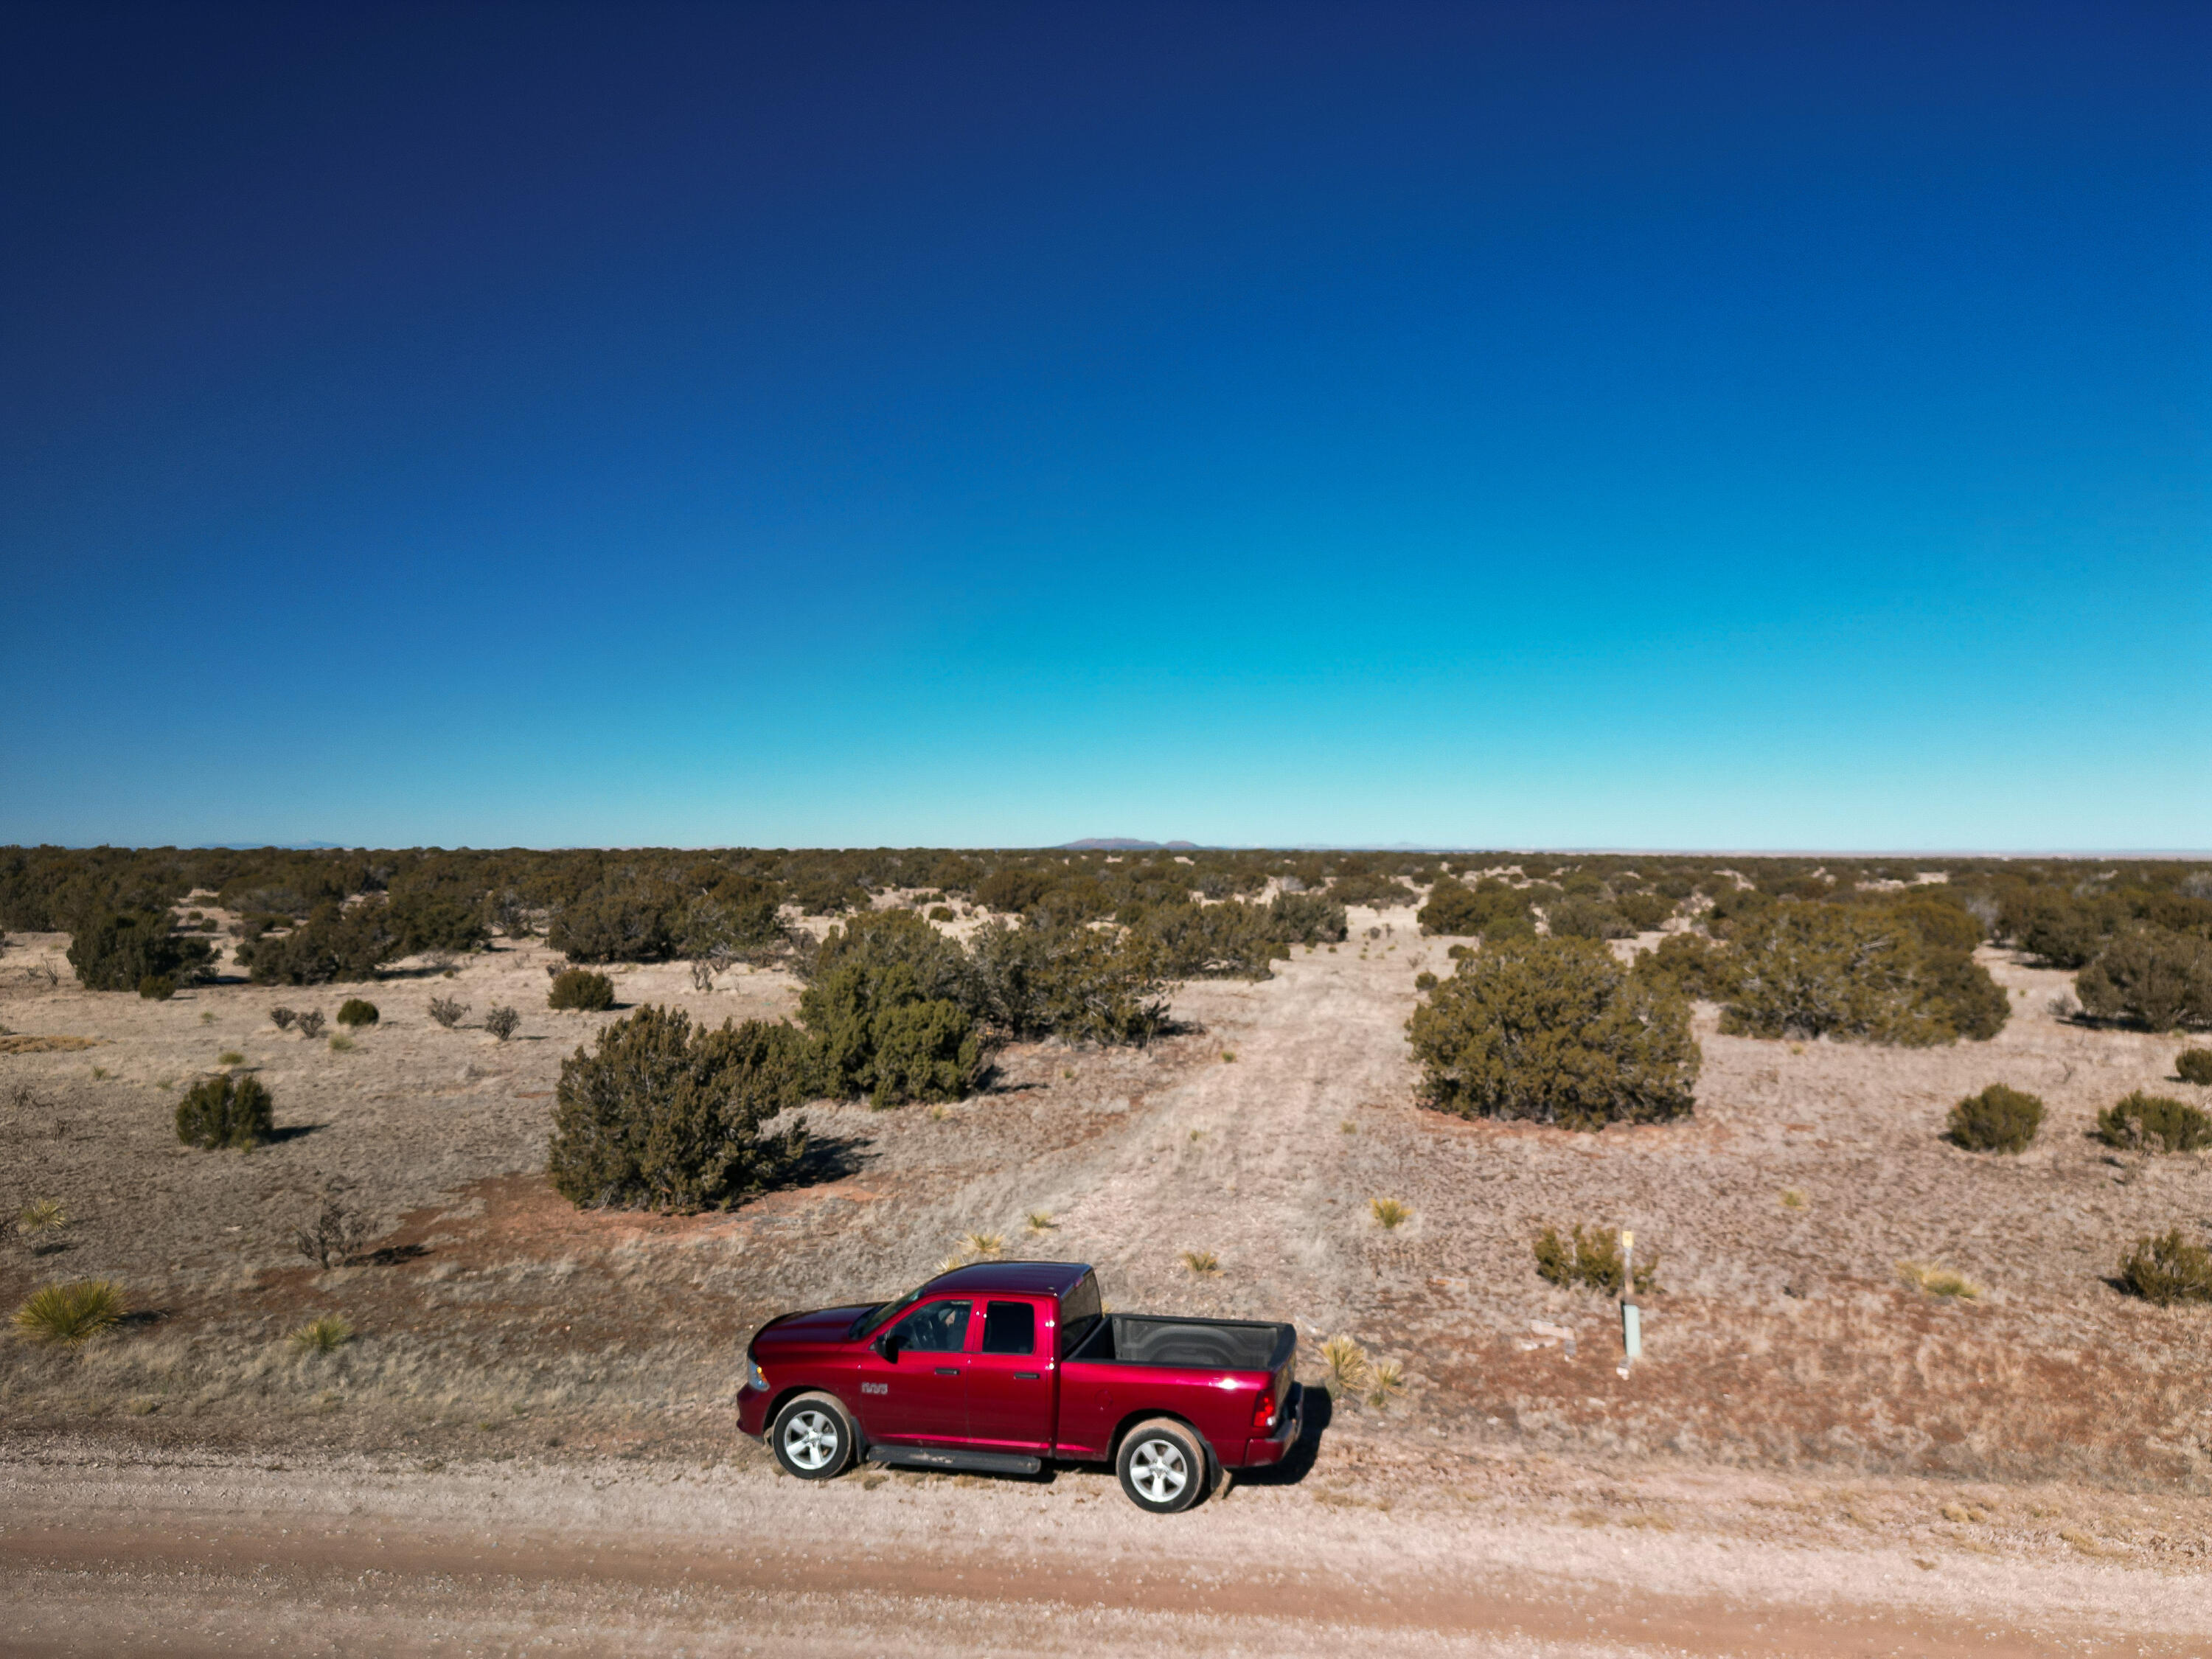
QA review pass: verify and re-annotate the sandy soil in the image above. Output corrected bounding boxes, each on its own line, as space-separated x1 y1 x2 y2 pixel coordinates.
4 907 2211 1650
5 1440 2208 1657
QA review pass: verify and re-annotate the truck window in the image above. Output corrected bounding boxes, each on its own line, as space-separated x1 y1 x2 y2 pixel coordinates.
979 1301 1036 1355
888 1299 970 1354
1057 1272 1102 1357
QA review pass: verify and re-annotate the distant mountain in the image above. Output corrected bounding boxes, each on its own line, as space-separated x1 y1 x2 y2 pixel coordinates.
190 841 350 851
1060 838 1200 852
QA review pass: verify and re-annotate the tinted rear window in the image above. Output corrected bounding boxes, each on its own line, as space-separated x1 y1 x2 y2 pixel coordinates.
981 1301 1036 1354
1057 1271 1102 1357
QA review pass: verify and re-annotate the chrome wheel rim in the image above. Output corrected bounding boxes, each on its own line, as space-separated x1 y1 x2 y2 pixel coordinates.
1130 1438 1189 1503
782 1408 840 1471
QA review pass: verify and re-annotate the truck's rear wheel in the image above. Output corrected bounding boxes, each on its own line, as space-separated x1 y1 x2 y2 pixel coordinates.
771 1392 857 1480
1116 1418 1204 1513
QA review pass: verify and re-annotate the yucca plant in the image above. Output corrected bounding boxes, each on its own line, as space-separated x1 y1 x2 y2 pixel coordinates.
1366 1357 1406 1410
14 1279 126 1345
18 1197 68 1245
1026 1211 1056 1232
1897 1260 1979 1299
1370 1197 1411 1230
1319 1335 1373 1396
1180 1249 1220 1276
961 1231 1004 1259
288 1313 355 1354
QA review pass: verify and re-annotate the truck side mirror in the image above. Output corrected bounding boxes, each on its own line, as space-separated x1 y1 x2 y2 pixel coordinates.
874 1332 900 1363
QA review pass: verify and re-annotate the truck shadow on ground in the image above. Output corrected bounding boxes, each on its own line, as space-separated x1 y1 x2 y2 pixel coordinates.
1231 1384 1329 1489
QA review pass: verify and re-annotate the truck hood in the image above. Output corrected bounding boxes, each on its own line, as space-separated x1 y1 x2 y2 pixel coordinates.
751 1304 877 1353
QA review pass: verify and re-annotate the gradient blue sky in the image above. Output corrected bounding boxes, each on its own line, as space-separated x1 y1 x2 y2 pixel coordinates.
3 2 2205 851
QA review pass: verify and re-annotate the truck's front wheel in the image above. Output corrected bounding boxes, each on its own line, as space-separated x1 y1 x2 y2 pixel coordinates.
1116 1419 1205 1513
771 1392 857 1480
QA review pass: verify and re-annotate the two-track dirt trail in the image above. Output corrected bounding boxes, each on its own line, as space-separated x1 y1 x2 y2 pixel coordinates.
1049 942 1425 1329
5 1447 2203 1658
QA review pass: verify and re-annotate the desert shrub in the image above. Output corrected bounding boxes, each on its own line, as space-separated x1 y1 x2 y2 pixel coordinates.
1139 900 1284 980
67 909 215 992
1370 1197 1410 1230
1720 902 2006 1046
1329 871 1415 908
801 961 978 1107
238 900 397 984
1631 932 1738 1001
1417 879 1531 939
2177 1048 2212 1086
2076 928 2212 1032
2006 889 2115 967
175 1073 274 1150
2095 1091 2212 1154
1268 891 1348 945
484 1005 520 1042
383 883 490 956
335 998 378 1029
1897 1260 1979 1299
1533 1225 1658 1295
975 866 1058 915
861 999 975 1103
547 968 616 1011
1877 891 1985 956
427 995 467 1028
964 919 1169 1045
293 1193 368 1269
14 1279 127 1345
547 1005 812 1211
806 908 971 1006
928 905 956 922
1029 877 1115 925
547 873 685 962
1614 891 1677 932
293 1009 327 1039
1947 1085 2044 1153
137 975 175 1001
678 877 785 961
790 870 868 916
1409 936 1699 1130
269 1007 297 1030
1545 895 1632 940
2115 1228 2212 1306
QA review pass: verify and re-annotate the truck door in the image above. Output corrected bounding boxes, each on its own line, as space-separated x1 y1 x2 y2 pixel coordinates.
853 1297 970 1444
964 1298 1053 1452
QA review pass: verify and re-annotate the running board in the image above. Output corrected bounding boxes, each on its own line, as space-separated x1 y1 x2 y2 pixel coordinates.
866 1444 1043 1476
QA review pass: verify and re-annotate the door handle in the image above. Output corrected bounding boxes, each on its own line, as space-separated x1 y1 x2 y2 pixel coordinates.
934 1366 960 1376
1014 1372 1039 1380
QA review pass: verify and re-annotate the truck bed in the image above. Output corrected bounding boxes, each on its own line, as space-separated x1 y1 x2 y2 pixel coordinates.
1067 1314 1293 1372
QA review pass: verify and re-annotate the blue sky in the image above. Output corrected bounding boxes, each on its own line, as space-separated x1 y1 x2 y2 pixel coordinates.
3 2 2205 850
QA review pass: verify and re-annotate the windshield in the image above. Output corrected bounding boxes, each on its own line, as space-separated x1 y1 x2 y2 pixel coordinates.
850 1284 930 1340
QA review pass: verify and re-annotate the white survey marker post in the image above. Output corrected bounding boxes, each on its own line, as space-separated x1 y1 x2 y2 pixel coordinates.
1618 1229 1641 1372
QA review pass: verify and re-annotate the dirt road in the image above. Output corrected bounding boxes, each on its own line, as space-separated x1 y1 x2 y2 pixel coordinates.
4 1446 2204 1658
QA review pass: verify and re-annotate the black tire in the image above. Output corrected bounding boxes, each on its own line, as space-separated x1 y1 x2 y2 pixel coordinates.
771 1392 858 1481
1116 1417 1206 1514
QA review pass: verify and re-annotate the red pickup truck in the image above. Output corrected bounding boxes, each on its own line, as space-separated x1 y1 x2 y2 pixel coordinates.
737 1260 1301 1512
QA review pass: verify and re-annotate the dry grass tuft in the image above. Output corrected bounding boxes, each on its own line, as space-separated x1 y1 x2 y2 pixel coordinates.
1370 1197 1411 1230
216 1050 246 1065
289 1313 355 1354
1780 1188 1808 1209
14 1279 127 1345
1897 1260 1980 1299
17 1197 69 1242
1180 1249 1220 1276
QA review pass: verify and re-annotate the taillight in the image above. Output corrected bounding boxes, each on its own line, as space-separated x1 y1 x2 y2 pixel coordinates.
1251 1380 1279 1431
